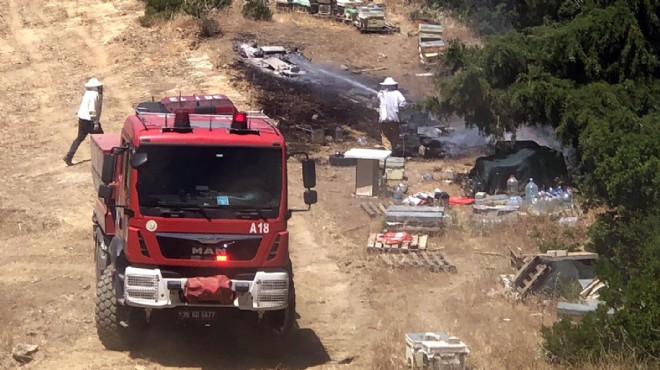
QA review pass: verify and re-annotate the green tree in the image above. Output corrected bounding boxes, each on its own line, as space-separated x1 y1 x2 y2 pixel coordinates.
428 0 660 364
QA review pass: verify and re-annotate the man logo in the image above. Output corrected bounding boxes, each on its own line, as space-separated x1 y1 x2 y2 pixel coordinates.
191 241 235 256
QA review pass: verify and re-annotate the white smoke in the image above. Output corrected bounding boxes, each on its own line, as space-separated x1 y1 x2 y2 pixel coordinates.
504 124 563 151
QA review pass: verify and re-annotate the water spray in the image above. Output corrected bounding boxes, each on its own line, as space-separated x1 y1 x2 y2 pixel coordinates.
313 67 378 95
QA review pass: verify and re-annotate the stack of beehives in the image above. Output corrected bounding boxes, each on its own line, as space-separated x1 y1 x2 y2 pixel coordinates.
418 23 446 64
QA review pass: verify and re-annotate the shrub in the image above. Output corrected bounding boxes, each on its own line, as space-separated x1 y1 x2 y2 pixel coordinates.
541 313 610 364
242 0 272 21
143 0 183 18
182 0 232 18
138 14 157 27
141 0 232 22
538 236 579 253
198 17 222 37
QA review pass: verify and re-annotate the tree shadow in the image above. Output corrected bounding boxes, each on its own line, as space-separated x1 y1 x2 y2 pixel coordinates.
128 316 331 370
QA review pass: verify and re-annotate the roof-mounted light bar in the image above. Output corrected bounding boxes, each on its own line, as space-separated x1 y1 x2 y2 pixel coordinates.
229 111 260 135
231 111 248 130
162 110 193 133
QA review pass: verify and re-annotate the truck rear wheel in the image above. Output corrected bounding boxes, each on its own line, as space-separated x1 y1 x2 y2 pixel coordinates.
94 267 147 351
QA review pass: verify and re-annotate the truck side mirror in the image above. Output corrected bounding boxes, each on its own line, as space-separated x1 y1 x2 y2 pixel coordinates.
101 154 115 184
130 152 148 169
302 159 316 189
304 190 318 205
98 184 112 201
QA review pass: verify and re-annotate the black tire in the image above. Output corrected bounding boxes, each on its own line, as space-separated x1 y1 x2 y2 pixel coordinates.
329 154 357 167
259 261 297 341
94 267 147 351
259 278 297 339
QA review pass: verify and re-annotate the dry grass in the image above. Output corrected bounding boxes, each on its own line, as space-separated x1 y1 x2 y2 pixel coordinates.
363 158 598 370
0 288 15 367
367 266 552 369
367 264 646 370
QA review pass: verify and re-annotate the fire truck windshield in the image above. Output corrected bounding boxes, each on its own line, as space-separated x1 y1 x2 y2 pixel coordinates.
135 145 282 219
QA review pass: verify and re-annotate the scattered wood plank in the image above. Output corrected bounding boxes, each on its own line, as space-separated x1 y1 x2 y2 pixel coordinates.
384 224 444 235
361 203 377 218
380 250 456 273
360 202 389 218
351 67 386 74
475 251 507 257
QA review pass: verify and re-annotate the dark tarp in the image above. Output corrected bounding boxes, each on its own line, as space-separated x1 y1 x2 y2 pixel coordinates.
537 259 596 296
469 141 568 195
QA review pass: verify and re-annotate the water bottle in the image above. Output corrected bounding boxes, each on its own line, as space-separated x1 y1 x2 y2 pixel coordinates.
506 175 518 195
507 195 523 207
556 187 565 209
393 184 404 204
565 187 573 204
525 178 539 204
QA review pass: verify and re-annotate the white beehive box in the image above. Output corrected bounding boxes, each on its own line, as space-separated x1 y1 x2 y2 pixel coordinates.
379 157 405 180
405 332 469 369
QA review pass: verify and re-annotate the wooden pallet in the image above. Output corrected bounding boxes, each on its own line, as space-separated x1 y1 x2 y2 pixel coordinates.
380 250 456 273
513 256 551 296
367 233 428 253
361 202 388 218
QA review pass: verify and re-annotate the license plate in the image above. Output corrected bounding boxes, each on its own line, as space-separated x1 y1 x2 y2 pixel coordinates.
177 310 216 321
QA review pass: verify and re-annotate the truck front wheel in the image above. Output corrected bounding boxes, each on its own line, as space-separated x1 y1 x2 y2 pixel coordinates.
259 278 297 339
94 267 147 351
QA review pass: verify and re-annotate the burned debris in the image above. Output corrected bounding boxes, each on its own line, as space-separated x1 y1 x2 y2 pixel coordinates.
237 42 306 78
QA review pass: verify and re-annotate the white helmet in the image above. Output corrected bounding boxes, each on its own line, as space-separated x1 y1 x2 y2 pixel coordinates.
84 78 103 88
379 77 398 86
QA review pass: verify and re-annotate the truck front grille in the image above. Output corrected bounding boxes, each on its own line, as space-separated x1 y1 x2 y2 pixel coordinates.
157 233 262 261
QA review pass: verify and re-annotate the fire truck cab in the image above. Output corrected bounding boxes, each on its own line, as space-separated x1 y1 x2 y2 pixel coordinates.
90 94 317 350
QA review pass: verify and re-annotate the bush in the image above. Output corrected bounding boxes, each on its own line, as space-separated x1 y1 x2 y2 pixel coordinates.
541 313 611 364
182 0 232 18
538 236 579 253
143 0 183 18
138 15 157 27
242 0 272 21
198 17 222 37
142 0 232 21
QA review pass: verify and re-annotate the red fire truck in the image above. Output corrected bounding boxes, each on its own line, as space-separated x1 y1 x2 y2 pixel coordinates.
90 94 317 350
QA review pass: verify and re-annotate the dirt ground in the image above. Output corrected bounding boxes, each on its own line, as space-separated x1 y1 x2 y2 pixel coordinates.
0 1 580 369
